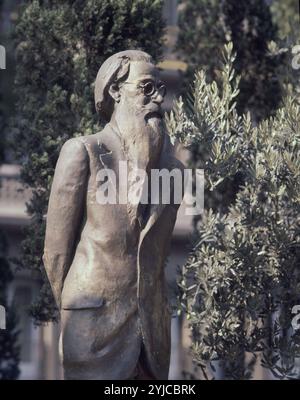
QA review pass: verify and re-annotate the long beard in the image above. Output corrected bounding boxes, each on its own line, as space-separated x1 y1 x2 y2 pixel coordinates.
121 113 164 171
118 113 165 228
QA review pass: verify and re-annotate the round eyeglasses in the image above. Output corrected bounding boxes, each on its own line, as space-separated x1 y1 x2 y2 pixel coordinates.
123 80 166 97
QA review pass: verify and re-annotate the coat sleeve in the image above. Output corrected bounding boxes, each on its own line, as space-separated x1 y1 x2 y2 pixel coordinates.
42 138 89 309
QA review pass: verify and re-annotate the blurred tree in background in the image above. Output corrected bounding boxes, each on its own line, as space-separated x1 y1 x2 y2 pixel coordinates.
271 0 299 41
0 0 18 162
0 0 6 160
168 43 300 379
13 0 165 323
268 0 300 101
176 0 288 215
0 0 20 380
177 0 283 122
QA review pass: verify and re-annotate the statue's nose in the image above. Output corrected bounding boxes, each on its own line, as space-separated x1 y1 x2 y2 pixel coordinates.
152 92 164 105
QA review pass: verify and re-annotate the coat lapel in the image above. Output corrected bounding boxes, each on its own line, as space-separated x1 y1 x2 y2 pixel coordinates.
96 124 125 192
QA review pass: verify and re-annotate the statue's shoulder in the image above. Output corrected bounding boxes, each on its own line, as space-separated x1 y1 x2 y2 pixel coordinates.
59 136 89 162
74 125 112 155
61 126 111 156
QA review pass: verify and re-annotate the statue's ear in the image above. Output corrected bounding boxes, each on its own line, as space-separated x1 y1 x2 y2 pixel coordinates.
108 83 121 103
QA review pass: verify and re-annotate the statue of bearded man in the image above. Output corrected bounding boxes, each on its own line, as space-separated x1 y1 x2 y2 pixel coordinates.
43 50 184 380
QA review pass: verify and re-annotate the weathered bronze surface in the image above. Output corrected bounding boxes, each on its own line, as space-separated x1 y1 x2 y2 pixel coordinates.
43 50 184 380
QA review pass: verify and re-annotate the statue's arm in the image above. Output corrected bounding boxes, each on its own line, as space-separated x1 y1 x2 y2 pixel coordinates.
42 138 89 309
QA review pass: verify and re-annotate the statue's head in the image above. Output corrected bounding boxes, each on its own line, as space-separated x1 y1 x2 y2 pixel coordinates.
94 50 166 123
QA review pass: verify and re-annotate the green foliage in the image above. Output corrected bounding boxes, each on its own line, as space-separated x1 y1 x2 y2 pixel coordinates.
0 0 18 162
176 0 287 218
0 1 20 380
271 0 299 41
177 0 283 122
168 43 300 379
13 0 165 323
0 0 5 160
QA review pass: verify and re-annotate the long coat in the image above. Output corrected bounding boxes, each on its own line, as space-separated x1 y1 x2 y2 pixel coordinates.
43 123 184 379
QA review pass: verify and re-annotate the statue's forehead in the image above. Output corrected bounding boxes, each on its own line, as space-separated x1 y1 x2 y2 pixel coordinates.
127 61 160 81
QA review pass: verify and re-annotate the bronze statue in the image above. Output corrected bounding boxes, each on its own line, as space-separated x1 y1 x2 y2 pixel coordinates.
43 50 184 380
